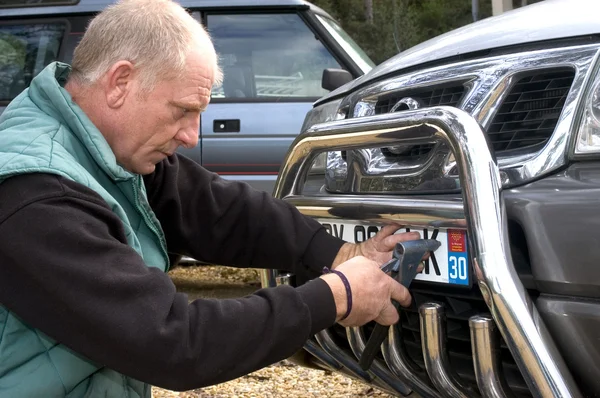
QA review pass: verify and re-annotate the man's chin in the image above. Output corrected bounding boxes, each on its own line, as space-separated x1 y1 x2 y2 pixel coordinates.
122 161 157 175
137 163 157 175
118 153 165 175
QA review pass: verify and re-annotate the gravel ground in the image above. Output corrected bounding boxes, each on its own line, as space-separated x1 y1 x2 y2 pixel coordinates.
154 265 395 398
152 360 392 397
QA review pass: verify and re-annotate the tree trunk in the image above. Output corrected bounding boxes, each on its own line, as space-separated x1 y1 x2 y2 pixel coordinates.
364 0 373 24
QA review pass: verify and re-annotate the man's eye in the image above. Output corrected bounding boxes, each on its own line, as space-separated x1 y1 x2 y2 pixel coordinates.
175 108 189 119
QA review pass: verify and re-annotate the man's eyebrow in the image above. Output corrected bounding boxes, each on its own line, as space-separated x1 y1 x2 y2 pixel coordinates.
170 100 203 111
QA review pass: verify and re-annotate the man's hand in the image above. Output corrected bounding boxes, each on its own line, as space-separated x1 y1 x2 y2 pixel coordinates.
331 224 421 268
320 256 410 327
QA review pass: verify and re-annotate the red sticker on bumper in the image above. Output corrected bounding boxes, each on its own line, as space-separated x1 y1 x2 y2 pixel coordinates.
448 229 466 252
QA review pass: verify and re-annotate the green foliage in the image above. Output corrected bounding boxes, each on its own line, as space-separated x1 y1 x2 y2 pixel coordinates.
311 0 493 65
0 34 26 67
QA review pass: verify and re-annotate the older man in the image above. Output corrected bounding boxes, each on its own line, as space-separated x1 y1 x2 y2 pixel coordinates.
0 0 420 396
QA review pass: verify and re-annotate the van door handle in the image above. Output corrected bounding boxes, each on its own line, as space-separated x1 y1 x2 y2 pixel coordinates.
213 119 240 133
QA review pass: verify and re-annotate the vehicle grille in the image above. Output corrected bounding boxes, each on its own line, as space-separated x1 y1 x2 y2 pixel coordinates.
380 144 436 160
373 83 466 160
374 84 467 114
328 282 533 396
371 70 575 157
488 69 575 153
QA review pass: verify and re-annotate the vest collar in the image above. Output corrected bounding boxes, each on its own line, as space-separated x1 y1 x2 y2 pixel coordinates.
29 62 135 182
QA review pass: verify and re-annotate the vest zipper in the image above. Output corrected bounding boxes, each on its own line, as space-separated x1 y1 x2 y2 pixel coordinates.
132 176 170 271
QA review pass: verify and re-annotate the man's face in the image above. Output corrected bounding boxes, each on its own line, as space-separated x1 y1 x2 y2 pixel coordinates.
108 49 213 175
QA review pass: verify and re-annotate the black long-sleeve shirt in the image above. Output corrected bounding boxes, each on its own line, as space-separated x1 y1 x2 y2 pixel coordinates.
0 154 345 390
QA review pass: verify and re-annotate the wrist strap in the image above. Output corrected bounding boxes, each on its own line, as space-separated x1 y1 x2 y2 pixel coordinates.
322 267 352 321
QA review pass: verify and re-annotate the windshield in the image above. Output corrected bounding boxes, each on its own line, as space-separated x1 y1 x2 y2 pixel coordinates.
316 14 375 74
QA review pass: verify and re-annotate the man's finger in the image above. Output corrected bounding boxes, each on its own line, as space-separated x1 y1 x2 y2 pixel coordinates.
390 281 412 307
374 302 400 326
382 231 420 247
378 223 403 238
373 224 406 245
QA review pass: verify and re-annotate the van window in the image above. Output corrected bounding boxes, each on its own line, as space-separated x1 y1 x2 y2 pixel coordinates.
207 13 342 100
0 0 78 8
0 23 65 102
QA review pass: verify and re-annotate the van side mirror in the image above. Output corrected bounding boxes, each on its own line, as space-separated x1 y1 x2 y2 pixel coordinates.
321 68 354 92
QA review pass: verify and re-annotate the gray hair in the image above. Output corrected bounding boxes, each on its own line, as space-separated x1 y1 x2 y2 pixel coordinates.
70 0 223 90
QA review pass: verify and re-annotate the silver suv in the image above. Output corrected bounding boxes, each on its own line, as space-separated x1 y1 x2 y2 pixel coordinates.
263 0 600 396
0 0 371 193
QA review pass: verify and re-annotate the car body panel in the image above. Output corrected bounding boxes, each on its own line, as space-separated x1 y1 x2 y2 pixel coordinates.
200 102 312 180
536 295 600 395
503 162 600 298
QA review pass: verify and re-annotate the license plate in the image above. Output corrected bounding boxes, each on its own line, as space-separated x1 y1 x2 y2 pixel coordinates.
318 219 470 287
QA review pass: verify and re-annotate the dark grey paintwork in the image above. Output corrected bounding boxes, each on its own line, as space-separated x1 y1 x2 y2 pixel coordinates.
317 0 600 106
536 296 600 397
504 163 600 298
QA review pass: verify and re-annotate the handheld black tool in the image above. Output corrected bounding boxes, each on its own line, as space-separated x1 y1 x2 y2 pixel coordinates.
359 239 441 371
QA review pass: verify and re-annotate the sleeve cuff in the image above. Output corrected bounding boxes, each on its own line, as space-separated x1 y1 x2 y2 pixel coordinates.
302 228 346 274
295 277 337 335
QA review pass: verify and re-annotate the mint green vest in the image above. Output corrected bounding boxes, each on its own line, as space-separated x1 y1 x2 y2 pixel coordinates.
0 63 169 397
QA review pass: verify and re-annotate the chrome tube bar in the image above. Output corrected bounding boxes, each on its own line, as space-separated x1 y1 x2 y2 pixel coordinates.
271 107 580 397
274 273 293 287
382 323 439 397
346 327 412 396
314 330 373 383
274 273 342 370
275 274 343 373
303 339 343 371
282 195 465 229
470 316 516 398
420 303 477 398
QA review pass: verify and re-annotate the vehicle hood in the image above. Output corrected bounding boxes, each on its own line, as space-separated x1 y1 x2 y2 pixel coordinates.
316 0 600 105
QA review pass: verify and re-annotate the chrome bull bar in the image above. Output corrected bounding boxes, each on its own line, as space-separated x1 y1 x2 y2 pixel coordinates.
261 107 580 397
470 315 517 398
277 273 412 396
420 303 479 397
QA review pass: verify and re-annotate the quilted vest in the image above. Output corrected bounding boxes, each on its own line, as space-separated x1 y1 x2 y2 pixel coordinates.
0 62 169 397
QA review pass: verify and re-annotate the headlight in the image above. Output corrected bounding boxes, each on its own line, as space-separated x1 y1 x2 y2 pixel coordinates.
576 69 600 154
302 99 347 174
301 98 346 135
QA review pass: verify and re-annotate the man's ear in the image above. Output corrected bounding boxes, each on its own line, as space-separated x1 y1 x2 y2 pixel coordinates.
103 61 136 109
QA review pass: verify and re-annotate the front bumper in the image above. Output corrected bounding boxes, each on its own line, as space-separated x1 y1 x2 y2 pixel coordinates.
261 108 582 397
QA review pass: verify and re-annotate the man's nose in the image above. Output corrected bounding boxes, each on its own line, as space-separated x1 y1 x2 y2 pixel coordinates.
176 117 200 149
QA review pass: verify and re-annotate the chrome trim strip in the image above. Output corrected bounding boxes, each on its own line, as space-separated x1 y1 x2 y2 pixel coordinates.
382 323 440 397
271 106 581 397
314 330 373 383
470 315 516 398
283 195 465 229
420 303 477 398
346 327 412 396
